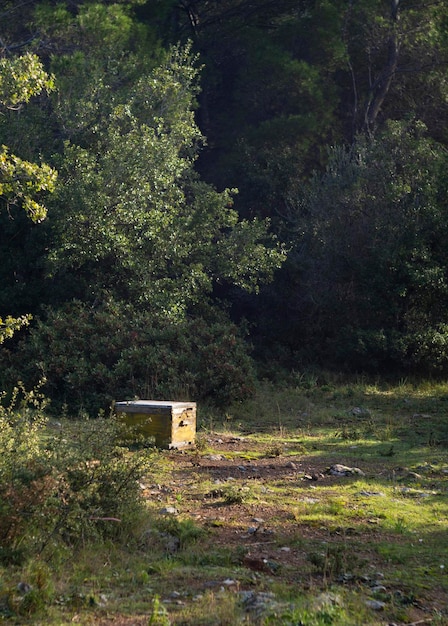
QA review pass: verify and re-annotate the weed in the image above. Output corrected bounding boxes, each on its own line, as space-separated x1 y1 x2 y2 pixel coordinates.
148 595 171 625
222 484 246 505
307 544 349 582
155 517 205 549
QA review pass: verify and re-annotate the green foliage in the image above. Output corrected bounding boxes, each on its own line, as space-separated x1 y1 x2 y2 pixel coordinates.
0 53 55 108
155 516 205 550
0 1 282 413
283 120 448 373
0 299 256 413
0 315 31 345
44 38 283 315
0 146 57 222
0 51 57 350
148 594 171 626
0 381 151 564
0 53 57 222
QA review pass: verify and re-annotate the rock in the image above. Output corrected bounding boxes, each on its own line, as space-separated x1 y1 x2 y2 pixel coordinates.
207 454 224 461
239 591 277 617
313 592 343 610
140 529 180 553
237 465 247 471
365 600 386 610
349 407 371 417
357 490 385 497
286 461 298 469
329 464 365 477
17 582 32 594
159 506 179 515
98 594 108 607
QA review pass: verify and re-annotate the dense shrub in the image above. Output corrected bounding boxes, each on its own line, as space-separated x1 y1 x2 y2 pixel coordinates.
0 299 255 414
0 382 152 563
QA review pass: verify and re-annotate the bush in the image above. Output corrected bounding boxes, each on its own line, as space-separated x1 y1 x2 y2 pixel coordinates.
0 299 256 414
0 382 152 562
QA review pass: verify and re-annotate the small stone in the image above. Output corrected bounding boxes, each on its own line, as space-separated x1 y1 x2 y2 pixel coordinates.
314 592 343 609
365 600 386 610
17 582 32 594
329 464 365 477
279 546 291 552
98 594 108 607
159 506 179 515
237 465 247 471
252 517 265 524
286 461 297 469
371 585 387 593
350 407 371 417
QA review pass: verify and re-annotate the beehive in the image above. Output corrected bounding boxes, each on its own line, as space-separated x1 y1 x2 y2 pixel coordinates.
115 400 196 449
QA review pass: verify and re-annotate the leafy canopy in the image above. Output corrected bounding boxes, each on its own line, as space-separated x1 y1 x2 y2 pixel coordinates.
0 52 57 342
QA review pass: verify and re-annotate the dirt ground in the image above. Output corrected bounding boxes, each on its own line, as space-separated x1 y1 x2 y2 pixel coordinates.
97 434 446 625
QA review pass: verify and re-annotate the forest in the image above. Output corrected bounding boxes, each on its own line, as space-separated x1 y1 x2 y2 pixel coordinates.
1 0 448 413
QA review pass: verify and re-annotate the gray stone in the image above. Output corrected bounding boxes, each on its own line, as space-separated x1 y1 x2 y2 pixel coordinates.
158 506 179 515
350 407 371 417
365 600 386 610
329 464 365 477
17 582 32 594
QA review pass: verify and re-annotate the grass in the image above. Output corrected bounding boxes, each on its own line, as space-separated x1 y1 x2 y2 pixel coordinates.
1 378 448 624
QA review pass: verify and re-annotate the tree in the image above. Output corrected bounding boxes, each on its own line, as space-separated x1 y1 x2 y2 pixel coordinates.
0 52 57 342
284 120 448 373
0 2 284 411
340 0 448 138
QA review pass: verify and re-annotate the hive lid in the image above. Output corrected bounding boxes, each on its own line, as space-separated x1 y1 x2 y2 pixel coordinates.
115 400 196 413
